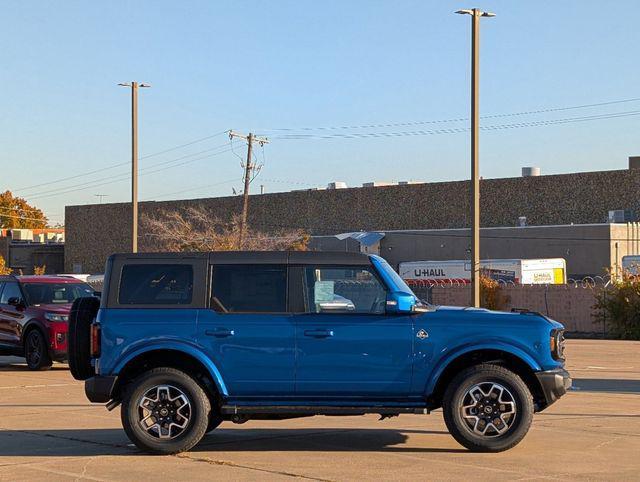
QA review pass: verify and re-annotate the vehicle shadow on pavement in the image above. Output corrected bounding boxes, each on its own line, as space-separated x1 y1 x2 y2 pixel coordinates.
0 428 467 456
572 378 640 394
197 428 467 453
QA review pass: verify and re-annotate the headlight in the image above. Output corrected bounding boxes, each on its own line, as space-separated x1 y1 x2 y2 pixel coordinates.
45 313 69 322
550 329 565 360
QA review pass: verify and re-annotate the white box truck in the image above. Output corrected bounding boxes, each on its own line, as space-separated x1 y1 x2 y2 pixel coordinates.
622 255 640 275
399 258 567 285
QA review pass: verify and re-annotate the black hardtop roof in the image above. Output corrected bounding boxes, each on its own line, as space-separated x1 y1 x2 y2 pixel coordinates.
109 251 373 266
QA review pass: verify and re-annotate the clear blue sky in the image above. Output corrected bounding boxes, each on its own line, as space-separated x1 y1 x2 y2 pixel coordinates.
1 0 638 225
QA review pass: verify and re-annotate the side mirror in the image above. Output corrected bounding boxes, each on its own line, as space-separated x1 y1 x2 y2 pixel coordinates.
7 297 24 308
386 292 416 314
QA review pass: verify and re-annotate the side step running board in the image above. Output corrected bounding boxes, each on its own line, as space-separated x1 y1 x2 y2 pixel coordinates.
220 405 430 416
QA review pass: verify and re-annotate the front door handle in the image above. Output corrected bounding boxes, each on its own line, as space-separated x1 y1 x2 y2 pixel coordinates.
304 329 334 338
205 328 235 338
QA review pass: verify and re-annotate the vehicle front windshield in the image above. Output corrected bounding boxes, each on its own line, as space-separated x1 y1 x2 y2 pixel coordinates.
375 259 416 296
22 283 94 306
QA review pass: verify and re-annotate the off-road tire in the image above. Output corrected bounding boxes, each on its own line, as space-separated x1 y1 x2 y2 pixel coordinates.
121 367 211 454
24 328 52 371
443 364 534 452
68 296 100 380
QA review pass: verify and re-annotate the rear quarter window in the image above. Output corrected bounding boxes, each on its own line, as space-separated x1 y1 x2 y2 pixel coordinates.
118 264 194 305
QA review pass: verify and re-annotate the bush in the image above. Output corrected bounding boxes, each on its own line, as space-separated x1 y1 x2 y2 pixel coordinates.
480 276 510 311
594 273 640 340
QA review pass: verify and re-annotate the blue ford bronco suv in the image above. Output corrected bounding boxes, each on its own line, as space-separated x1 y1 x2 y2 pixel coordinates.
68 251 570 454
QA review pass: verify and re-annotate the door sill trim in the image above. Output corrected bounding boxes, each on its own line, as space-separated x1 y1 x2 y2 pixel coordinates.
220 405 429 415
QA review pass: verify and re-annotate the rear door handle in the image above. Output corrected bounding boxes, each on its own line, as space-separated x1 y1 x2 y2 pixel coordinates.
205 328 235 338
304 329 334 338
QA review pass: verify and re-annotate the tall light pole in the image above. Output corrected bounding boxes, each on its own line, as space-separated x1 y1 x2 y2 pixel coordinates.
456 8 494 308
118 81 151 253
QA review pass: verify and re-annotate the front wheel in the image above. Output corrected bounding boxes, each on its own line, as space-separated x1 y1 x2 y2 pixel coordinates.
443 364 534 452
121 367 211 454
24 329 52 371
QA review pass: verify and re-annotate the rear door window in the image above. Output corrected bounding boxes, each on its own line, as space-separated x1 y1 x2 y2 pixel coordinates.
118 264 194 305
211 265 287 313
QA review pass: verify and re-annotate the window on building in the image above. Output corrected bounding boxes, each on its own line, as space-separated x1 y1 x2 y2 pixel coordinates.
118 264 193 305
302 266 387 314
211 265 287 313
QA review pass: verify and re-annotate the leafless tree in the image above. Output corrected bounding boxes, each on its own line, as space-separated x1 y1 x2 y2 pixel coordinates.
140 206 309 252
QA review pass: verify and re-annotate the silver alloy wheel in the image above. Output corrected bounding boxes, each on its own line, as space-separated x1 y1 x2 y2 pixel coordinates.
460 382 517 437
137 385 191 439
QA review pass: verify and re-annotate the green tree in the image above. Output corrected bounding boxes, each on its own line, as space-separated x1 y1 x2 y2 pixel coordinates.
0 191 47 229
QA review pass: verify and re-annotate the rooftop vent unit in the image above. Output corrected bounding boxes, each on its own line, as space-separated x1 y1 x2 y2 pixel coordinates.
608 209 637 223
522 167 541 177
327 181 348 190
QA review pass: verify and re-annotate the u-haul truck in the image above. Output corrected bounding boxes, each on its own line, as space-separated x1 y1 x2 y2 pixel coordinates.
399 258 567 285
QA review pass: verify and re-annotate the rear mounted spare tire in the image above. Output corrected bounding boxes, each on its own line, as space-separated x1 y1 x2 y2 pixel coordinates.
68 296 100 380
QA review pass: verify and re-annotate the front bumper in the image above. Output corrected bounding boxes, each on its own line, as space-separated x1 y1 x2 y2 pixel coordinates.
535 368 572 407
85 375 118 403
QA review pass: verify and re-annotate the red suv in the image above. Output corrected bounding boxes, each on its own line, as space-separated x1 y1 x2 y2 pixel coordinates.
0 275 95 370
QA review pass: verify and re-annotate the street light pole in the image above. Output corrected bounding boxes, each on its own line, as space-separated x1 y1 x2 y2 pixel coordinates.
118 81 151 253
456 8 495 308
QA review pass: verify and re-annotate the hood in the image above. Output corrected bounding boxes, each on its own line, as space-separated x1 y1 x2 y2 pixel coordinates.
434 305 564 329
32 303 73 314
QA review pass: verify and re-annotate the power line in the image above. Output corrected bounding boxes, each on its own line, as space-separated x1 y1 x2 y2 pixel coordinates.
259 96 640 132
25 146 236 201
144 178 242 201
24 143 234 200
268 109 640 140
13 130 229 193
0 212 49 222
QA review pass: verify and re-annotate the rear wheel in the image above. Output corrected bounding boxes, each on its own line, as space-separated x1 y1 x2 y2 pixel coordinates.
24 329 52 371
68 296 100 380
443 364 534 452
121 367 211 454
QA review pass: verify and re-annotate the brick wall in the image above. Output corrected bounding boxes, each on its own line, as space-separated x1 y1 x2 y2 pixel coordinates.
66 168 640 272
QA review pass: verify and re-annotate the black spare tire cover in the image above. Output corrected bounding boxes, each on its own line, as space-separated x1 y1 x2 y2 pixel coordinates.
68 296 100 381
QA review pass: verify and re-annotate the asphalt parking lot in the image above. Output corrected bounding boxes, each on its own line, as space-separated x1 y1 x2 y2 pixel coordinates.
1 339 639 481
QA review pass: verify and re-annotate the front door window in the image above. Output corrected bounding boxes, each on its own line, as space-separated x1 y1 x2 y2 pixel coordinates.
302 266 387 314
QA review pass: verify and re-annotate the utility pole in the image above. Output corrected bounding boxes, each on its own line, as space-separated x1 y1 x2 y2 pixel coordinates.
94 194 108 204
456 8 495 308
118 81 151 253
229 131 269 249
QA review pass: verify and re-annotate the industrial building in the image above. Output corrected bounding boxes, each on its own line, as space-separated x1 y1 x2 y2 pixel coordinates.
65 160 640 274
309 223 639 279
0 229 65 274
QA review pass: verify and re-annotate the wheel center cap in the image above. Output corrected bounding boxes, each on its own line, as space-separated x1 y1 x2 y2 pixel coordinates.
159 408 169 417
484 406 493 414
